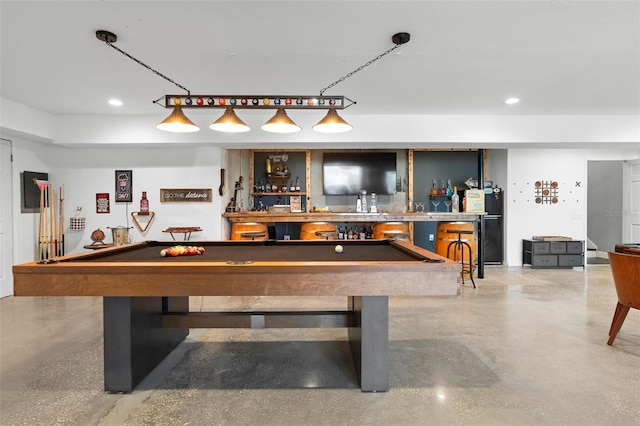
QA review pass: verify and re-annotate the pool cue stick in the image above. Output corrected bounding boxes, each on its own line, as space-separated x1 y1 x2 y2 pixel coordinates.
44 185 49 260
53 186 59 257
38 185 44 260
59 185 65 255
47 185 52 260
52 186 57 257
48 186 53 259
43 185 49 260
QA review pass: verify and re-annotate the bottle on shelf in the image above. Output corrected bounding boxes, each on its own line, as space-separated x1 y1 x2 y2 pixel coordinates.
140 191 149 214
446 179 453 196
356 194 362 213
359 226 366 240
290 180 295 192
370 192 377 213
338 226 344 240
430 179 438 197
438 180 447 196
451 186 460 212
265 181 272 192
295 177 300 192
361 190 368 213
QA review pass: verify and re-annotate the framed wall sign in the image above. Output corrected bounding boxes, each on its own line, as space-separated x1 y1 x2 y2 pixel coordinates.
20 171 48 213
160 188 212 203
290 195 302 212
96 193 110 213
115 170 132 202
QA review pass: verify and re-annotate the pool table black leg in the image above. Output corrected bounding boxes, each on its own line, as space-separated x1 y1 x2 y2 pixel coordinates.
103 296 189 392
348 296 389 392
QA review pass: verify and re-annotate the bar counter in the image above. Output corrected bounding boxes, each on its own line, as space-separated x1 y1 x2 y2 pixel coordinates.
223 211 485 223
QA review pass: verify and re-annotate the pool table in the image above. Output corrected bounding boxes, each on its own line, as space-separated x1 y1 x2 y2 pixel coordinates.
13 239 459 392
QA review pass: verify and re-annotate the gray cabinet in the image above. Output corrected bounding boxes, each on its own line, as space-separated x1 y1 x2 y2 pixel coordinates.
522 239 584 268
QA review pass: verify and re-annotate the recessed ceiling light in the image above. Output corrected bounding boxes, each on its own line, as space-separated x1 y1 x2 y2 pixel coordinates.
108 99 123 106
504 97 520 105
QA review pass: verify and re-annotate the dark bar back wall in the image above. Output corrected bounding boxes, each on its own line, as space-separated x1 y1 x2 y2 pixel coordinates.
413 151 480 251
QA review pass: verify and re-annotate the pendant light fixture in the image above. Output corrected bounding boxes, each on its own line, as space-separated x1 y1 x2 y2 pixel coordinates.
156 106 200 133
209 107 250 133
96 30 410 134
261 108 301 133
312 109 353 133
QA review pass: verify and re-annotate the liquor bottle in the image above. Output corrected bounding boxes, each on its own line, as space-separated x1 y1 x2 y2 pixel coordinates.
438 180 447 196
347 228 354 239
446 179 453 196
338 226 344 240
451 186 460 212
266 181 272 192
361 190 367 213
359 226 366 240
290 180 295 192
370 193 377 213
356 195 362 213
140 191 149 214
429 179 438 197
295 177 300 192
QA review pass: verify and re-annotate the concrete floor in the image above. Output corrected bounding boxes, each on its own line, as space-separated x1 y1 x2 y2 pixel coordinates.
1 265 639 425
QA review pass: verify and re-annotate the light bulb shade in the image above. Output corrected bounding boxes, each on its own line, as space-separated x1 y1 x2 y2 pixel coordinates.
156 106 200 132
261 108 301 133
209 108 251 133
312 109 352 133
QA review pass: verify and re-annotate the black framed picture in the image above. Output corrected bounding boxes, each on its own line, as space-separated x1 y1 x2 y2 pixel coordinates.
115 170 132 202
20 171 48 213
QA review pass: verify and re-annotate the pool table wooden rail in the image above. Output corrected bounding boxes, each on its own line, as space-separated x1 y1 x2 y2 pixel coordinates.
13 241 460 298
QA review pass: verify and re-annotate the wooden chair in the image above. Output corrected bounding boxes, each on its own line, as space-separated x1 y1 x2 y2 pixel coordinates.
607 251 640 345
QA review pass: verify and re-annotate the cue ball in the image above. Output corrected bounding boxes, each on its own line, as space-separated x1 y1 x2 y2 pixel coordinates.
334 245 344 253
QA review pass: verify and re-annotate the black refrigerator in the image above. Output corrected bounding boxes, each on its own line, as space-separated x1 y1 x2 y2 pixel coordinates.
483 190 504 264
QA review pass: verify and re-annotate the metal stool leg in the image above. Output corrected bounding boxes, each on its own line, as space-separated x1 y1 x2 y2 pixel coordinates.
459 240 476 288
445 232 476 288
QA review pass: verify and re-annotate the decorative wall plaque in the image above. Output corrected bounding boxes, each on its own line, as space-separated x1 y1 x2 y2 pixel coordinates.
115 170 132 202
21 171 48 213
96 193 110 213
160 188 212 203
534 180 559 204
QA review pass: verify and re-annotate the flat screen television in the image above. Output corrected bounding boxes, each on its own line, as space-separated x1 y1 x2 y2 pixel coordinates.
322 152 397 195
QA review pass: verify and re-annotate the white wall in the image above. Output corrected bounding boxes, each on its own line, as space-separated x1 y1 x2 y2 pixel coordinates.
11 144 225 261
505 148 639 266
10 137 53 264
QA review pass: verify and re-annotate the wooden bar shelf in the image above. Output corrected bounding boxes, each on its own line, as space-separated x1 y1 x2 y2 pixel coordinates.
223 212 484 223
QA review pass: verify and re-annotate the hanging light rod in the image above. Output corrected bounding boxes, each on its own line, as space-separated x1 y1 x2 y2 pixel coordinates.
319 32 410 96
95 30 410 133
154 95 354 110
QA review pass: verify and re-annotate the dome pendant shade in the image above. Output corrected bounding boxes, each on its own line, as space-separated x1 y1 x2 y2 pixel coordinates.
313 109 352 133
261 108 301 133
156 106 200 132
209 108 251 133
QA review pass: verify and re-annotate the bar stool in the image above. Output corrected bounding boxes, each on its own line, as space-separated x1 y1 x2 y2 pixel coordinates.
230 223 268 241
300 222 338 240
445 228 476 288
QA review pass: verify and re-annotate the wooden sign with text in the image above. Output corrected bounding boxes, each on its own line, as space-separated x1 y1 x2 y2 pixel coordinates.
160 188 212 203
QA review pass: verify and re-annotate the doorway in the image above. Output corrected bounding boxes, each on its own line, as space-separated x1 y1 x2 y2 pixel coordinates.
0 139 13 297
586 161 624 264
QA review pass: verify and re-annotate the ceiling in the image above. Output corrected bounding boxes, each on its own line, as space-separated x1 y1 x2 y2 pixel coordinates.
1 0 639 121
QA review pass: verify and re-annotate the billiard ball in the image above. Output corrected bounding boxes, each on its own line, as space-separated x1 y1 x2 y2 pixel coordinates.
160 249 167 257
334 245 344 254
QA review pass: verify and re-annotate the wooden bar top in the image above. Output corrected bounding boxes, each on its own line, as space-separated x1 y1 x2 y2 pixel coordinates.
223 212 485 223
